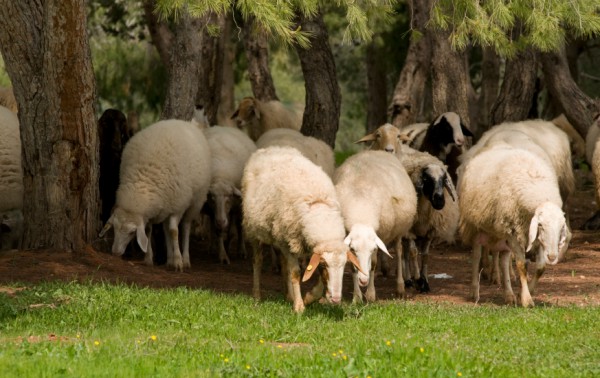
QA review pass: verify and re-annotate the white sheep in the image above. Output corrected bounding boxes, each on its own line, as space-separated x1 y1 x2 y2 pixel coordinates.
458 143 568 307
231 97 303 141
0 105 23 250
585 115 600 164
333 150 417 303
242 146 362 313
203 125 256 264
356 125 459 294
256 128 335 177
551 114 585 163
100 119 212 272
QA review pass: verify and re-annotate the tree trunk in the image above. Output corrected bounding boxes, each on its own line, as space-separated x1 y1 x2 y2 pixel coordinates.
389 0 432 127
243 16 279 102
143 0 173 72
196 12 226 126
541 46 599 137
477 47 501 134
0 0 99 251
161 9 202 120
430 28 471 126
294 10 340 148
365 35 388 133
218 14 236 127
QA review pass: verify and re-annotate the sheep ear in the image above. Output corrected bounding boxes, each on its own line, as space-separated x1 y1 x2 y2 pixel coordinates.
526 215 540 252
443 175 457 202
398 133 412 142
302 253 322 282
230 109 239 119
559 223 568 251
355 133 376 144
347 251 366 275
376 236 392 258
233 187 242 197
251 105 260 120
99 216 113 238
136 223 149 253
461 123 474 137
344 235 351 246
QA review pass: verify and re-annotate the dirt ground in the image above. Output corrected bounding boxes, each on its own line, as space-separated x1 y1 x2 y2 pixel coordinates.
1 172 600 307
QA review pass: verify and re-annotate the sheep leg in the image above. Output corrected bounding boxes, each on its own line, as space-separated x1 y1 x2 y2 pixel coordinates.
416 237 431 293
236 217 247 259
166 216 184 272
279 251 293 302
470 243 482 303
352 271 363 304
217 231 231 265
251 240 262 300
529 248 546 295
407 239 421 286
379 249 391 277
164 221 174 267
143 224 154 266
180 218 192 269
480 247 490 282
514 252 534 308
500 250 516 305
365 252 377 302
492 250 501 285
397 238 407 299
284 252 305 313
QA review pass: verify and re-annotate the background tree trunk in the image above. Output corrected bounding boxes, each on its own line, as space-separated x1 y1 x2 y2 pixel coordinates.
294 10 341 147
143 0 173 72
365 35 388 132
477 47 501 135
430 28 471 125
541 46 599 137
161 9 202 120
0 0 99 251
389 0 432 127
243 16 279 102
218 14 236 127
196 12 226 126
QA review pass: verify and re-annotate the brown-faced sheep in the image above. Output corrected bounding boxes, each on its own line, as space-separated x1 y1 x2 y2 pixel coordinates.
231 97 302 141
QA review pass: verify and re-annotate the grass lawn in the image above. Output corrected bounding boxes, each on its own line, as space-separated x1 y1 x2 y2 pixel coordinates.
0 281 598 377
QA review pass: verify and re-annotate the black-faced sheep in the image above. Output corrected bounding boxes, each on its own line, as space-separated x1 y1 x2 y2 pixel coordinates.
333 150 417 302
231 97 303 141
100 119 212 272
202 125 256 264
0 105 22 250
242 146 361 313
458 143 568 307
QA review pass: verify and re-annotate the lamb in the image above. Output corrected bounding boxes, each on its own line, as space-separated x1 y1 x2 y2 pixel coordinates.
356 124 459 294
231 97 303 141
333 150 417 303
0 105 23 250
202 125 256 264
242 146 362 313
256 128 335 177
458 143 568 307
100 119 212 272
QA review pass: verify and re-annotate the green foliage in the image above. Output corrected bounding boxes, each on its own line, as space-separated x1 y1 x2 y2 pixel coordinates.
0 282 599 377
431 0 600 56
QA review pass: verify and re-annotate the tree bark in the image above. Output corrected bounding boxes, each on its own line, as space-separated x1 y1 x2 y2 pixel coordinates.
143 0 173 72
365 35 388 133
294 10 340 148
161 9 202 120
430 28 471 126
389 0 432 127
541 46 599 137
477 47 500 134
243 16 279 102
196 12 226 126
0 0 99 251
217 14 236 127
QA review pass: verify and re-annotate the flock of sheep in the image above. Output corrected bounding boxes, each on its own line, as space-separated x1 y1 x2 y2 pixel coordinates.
2 91 600 312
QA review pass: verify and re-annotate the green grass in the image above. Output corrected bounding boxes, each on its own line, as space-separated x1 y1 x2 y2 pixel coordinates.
0 282 598 377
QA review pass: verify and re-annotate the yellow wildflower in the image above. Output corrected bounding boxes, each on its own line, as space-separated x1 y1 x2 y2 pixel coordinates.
420 347 424 353
150 335 157 341
457 373 462 377
259 339 264 344
246 365 251 370
94 341 100 346
386 340 391 346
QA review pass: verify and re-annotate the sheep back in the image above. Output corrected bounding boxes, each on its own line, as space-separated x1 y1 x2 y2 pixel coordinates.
232 97 302 141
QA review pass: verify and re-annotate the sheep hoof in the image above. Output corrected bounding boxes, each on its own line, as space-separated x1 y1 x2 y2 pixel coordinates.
365 291 376 303
504 293 517 306
293 301 305 313
404 279 414 289
415 277 430 293
220 256 231 265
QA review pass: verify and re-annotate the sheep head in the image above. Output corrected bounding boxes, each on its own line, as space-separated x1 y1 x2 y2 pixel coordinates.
343 224 391 287
355 123 410 154
101 207 148 256
208 182 242 232
231 97 260 130
418 164 455 210
427 112 473 154
526 202 568 265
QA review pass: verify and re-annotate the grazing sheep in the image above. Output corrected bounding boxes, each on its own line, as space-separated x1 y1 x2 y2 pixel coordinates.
0 105 23 250
0 87 17 113
98 109 133 225
356 125 459 294
242 146 362 313
256 128 335 177
231 97 303 141
458 143 568 307
333 150 417 302
202 125 256 264
100 119 212 272
551 114 585 164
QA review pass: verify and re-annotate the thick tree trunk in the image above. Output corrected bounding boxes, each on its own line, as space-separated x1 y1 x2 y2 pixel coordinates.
196 12 226 126
430 29 471 125
389 0 431 127
0 0 99 251
143 0 173 71
366 36 388 133
243 16 279 102
477 47 500 134
294 10 341 148
218 15 236 127
541 46 599 137
162 9 202 120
